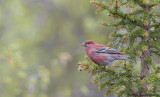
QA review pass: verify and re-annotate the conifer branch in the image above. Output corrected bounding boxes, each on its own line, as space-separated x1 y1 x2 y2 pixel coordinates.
80 0 160 96
151 22 160 29
109 11 143 28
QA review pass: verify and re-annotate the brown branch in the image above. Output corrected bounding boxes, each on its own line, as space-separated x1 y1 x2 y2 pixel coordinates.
139 3 151 97
140 3 150 79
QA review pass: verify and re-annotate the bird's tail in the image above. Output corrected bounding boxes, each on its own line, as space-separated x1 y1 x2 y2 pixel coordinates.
125 58 134 62
116 55 134 62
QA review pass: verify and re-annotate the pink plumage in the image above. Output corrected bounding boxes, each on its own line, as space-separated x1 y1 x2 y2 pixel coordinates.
82 40 130 66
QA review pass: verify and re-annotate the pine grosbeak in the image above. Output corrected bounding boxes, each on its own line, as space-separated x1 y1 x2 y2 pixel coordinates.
82 40 131 66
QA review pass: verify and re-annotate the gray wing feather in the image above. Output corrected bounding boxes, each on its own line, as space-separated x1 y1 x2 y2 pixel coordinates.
93 47 124 55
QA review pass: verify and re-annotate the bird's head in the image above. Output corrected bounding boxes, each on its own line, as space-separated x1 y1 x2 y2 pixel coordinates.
82 40 98 50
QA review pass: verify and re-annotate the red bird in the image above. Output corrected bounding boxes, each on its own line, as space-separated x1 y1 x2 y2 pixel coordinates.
82 40 131 66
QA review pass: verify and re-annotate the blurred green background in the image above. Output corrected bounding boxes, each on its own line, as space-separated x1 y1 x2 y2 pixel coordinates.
0 0 115 97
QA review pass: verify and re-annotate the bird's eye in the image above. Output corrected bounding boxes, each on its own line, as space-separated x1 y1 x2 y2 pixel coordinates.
85 43 92 47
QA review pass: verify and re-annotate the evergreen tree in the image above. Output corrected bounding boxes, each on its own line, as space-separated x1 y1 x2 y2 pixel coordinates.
79 0 160 96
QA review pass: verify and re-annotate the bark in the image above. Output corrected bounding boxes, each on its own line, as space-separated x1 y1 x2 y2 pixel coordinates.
140 4 150 97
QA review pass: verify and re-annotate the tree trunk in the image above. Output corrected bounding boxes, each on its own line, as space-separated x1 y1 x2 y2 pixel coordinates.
140 4 150 96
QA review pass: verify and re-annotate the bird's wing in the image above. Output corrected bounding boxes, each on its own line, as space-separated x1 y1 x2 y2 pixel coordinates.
93 46 124 55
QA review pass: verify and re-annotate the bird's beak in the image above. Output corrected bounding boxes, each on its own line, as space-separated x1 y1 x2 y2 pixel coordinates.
82 43 85 46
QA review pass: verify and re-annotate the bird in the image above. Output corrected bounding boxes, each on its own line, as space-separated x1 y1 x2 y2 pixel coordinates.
82 40 132 66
